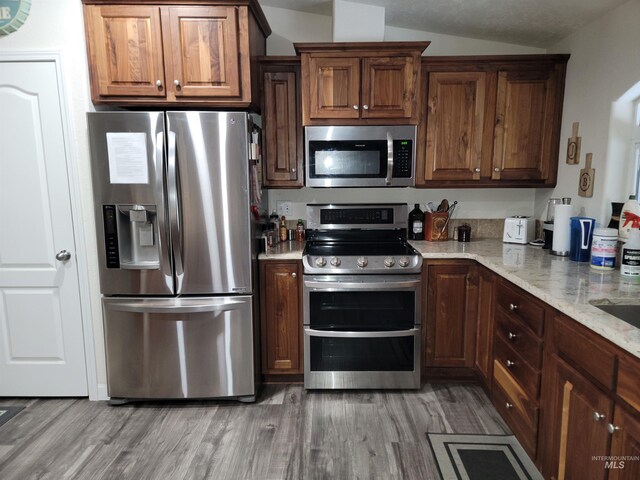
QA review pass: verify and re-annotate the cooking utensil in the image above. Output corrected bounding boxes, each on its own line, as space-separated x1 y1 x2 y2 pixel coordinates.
447 201 458 214
437 199 449 212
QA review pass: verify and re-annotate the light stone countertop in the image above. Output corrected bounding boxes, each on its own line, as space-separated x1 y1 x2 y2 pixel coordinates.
259 238 640 358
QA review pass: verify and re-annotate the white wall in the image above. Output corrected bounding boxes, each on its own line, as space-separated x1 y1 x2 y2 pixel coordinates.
0 0 105 397
536 0 640 225
263 4 543 220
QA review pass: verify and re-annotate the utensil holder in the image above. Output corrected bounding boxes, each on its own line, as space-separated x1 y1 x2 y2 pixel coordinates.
425 212 449 241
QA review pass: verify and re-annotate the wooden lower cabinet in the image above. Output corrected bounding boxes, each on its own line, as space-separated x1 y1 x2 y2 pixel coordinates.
424 261 478 369
609 406 640 479
475 266 496 387
259 261 302 376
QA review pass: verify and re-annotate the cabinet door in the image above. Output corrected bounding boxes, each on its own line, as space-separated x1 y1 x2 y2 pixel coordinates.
544 355 612 480
84 5 166 98
260 262 302 374
306 56 360 121
262 68 303 187
475 266 496 386
609 406 640 480
425 262 478 367
164 6 242 98
361 56 417 121
424 71 486 181
492 68 559 182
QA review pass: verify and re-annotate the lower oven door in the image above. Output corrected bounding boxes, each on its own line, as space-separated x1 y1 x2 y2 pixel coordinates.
303 275 421 389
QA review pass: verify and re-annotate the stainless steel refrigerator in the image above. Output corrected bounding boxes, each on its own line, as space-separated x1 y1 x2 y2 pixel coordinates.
88 111 263 402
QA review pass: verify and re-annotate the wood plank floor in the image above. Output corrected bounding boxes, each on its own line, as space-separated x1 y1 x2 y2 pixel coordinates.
0 383 512 480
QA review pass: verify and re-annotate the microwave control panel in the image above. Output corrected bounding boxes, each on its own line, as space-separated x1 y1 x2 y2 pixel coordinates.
392 140 412 178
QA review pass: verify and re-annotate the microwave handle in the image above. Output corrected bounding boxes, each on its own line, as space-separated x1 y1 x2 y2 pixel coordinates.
385 132 394 185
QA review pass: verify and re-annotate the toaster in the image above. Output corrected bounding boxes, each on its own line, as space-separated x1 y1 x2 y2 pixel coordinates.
503 216 535 244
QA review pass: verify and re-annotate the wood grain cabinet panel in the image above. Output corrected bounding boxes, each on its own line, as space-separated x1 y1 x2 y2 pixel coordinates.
425 261 477 368
474 266 496 387
361 56 417 120
260 58 303 188
164 6 242 98
84 5 166 98
260 261 302 375
608 406 640 480
307 56 360 120
423 71 486 182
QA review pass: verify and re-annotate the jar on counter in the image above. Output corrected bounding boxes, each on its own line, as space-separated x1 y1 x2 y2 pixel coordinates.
296 219 305 241
279 216 288 242
590 227 617 270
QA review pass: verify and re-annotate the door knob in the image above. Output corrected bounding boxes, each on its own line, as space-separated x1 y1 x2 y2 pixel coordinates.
56 250 71 261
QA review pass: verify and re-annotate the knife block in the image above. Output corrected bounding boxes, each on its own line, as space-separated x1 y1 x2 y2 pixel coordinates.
425 212 449 241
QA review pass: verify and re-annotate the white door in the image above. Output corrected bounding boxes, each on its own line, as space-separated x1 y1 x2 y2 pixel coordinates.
0 60 88 396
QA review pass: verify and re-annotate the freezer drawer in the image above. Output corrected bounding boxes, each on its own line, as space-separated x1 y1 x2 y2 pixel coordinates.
103 296 255 400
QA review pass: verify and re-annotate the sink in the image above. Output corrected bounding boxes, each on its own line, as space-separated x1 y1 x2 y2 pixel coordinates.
591 304 640 329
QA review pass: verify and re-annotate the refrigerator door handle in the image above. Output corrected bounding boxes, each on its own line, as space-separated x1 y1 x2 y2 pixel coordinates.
167 130 184 291
155 131 173 291
103 299 245 314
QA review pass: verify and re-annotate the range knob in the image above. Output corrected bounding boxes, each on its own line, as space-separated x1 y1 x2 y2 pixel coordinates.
330 256 341 267
384 257 395 268
357 256 368 268
315 257 327 267
398 257 410 268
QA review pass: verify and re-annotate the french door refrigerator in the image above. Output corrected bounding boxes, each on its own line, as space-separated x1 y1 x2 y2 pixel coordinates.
88 111 263 402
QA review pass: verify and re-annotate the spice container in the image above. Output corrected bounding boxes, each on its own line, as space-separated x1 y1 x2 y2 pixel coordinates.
279 216 288 242
296 219 305 241
590 227 617 270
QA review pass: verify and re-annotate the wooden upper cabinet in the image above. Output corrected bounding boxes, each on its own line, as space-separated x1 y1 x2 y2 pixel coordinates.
422 71 487 182
492 67 559 182
84 5 166 97
308 56 360 120
295 42 429 125
164 6 242 98
417 55 568 188
261 58 303 188
82 1 271 106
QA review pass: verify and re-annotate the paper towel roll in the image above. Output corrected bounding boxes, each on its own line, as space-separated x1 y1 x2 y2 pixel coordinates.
552 204 573 256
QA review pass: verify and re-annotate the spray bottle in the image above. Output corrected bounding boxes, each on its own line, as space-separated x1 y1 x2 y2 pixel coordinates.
620 213 640 278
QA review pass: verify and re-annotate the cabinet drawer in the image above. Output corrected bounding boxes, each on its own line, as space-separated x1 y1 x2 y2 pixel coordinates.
617 354 640 412
495 308 543 369
494 335 540 398
492 360 539 457
552 313 616 390
496 281 545 336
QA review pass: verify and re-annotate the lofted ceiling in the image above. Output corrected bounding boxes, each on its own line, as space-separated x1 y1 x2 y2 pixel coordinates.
259 0 629 47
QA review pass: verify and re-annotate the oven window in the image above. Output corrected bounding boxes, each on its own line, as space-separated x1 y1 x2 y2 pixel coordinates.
308 140 386 178
309 336 414 371
309 291 415 330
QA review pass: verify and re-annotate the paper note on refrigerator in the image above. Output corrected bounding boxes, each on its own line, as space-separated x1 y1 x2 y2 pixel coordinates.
106 132 149 184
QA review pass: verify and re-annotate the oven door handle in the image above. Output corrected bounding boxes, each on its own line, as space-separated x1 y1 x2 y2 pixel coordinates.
304 280 420 290
304 327 419 338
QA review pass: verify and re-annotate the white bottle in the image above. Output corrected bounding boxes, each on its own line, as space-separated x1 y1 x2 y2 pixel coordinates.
618 195 640 241
621 227 640 278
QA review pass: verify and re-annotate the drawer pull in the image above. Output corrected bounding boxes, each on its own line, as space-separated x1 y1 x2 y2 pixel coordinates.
507 332 517 340
505 402 513 409
607 423 620 434
593 412 605 422
506 360 516 368
509 303 519 311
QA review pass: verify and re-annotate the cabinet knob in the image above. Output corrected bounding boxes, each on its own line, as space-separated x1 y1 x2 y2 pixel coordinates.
156 80 163 87
607 423 620 434
291 168 296 173
353 105 359 110
593 412 605 422
509 303 518 311
174 79 181 87
474 168 481 173
505 402 513 409
494 167 501 172
507 332 517 340
56 250 72 262
506 359 515 368
291 272 297 278
362 104 369 110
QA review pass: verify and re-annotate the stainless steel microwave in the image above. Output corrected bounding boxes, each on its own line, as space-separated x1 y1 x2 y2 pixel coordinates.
305 125 416 187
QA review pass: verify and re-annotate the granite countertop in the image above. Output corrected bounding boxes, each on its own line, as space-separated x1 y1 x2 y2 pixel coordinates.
259 238 640 358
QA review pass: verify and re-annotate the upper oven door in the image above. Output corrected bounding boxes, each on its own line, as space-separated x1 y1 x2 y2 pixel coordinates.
305 126 416 187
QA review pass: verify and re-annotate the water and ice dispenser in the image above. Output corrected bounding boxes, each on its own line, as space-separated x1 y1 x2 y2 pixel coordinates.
102 204 160 269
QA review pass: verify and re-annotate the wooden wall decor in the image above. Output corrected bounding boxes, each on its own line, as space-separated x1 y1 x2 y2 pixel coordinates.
578 153 595 197
566 122 581 164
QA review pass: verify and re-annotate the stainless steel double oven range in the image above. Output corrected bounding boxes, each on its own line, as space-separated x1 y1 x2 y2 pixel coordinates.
302 204 423 389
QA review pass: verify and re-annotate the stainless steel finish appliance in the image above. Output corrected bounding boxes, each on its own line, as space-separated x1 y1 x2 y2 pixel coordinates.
88 111 262 402
302 204 422 389
305 126 416 187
